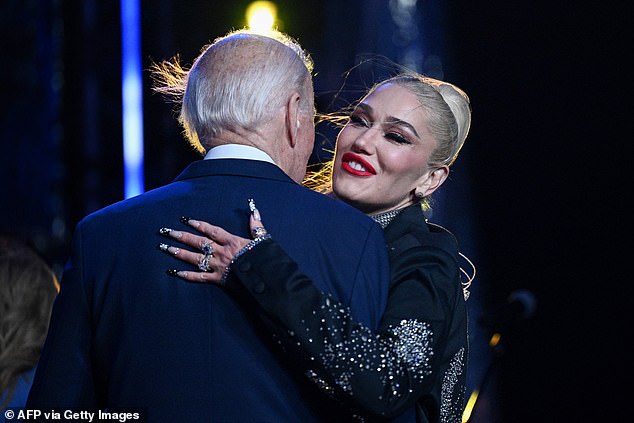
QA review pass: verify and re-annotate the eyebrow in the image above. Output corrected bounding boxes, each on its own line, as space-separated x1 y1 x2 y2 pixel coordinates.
357 103 420 139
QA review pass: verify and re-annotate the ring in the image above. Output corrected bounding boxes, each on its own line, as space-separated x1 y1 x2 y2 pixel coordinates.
251 226 268 238
201 241 214 256
198 254 212 272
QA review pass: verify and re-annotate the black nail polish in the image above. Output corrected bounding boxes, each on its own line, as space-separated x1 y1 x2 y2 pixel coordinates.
180 216 192 225
159 227 172 235
159 243 169 252
166 269 179 276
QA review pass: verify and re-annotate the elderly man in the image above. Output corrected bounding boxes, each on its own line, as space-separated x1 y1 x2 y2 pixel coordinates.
27 29 390 422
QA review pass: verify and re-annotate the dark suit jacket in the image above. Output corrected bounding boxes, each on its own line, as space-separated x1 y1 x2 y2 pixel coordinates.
27 159 390 422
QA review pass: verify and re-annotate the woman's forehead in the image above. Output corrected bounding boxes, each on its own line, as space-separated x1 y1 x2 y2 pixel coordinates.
361 83 426 123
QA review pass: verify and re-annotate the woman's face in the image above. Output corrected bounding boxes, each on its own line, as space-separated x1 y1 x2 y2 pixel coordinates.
332 82 443 214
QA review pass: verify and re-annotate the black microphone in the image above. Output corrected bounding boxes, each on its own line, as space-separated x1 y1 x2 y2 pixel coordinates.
503 289 537 321
480 289 537 349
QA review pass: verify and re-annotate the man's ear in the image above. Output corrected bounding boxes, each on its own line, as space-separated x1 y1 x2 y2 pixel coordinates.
415 165 449 197
285 91 301 148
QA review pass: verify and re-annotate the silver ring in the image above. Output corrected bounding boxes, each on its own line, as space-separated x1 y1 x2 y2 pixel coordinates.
251 226 268 238
201 241 214 256
198 254 212 272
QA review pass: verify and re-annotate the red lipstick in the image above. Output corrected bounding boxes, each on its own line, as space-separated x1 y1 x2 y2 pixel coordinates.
341 152 376 176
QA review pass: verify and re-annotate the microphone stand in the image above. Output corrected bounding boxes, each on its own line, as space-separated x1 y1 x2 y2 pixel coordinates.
462 331 505 422
462 289 536 422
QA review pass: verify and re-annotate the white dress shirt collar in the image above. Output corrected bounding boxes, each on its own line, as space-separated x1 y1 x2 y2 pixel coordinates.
204 144 276 165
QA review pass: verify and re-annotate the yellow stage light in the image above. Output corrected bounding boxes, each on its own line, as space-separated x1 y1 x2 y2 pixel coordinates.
488 332 501 347
461 389 479 422
246 1 277 33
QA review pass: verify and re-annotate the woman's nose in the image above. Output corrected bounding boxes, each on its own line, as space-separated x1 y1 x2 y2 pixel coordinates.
351 127 378 154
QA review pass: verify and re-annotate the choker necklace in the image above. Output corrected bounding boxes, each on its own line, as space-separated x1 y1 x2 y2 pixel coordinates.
370 208 405 229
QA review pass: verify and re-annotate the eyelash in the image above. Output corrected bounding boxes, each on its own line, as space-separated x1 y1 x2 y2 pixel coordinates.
349 114 368 127
348 114 412 145
385 132 410 145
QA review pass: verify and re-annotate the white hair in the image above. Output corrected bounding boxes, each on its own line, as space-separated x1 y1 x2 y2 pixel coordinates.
374 74 471 167
152 29 314 154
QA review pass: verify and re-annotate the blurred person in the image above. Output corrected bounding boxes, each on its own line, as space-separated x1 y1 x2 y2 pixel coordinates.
26 28 392 422
0 236 58 416
160 72 473 422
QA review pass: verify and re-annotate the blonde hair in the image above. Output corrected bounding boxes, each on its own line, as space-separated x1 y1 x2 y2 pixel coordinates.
151 28 314 154
382 74 471 168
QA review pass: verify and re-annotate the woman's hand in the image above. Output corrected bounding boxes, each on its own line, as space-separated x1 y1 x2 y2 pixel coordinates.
158 201 267 284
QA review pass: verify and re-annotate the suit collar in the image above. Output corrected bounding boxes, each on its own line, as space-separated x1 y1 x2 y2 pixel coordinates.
173 159 297 185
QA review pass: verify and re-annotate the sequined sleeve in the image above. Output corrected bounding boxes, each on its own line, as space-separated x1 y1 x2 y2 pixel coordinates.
227 237 467 420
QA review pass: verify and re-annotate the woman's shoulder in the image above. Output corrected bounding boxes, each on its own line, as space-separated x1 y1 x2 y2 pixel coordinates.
424 221 459 250
386 205 459 257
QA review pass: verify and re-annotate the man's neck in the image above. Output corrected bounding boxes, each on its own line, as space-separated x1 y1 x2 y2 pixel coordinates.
207 126 282 163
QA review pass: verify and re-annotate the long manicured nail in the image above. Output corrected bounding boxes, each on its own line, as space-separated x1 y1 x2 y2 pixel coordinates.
248 198 261 221
180 216 200 228
166 269 179 276
159 244 181 256
160 228 183 239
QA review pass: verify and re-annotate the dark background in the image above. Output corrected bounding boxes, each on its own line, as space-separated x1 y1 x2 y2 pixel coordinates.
1 0 629 421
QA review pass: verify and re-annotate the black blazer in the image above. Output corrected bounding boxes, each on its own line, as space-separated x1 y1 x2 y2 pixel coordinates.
27 159 391 422
227 203 468 423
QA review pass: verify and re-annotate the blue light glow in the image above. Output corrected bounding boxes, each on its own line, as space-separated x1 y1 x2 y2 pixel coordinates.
121 0 144 198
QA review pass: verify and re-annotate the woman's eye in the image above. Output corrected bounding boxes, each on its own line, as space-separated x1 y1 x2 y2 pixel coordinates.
349 114 368 127
385 132 411 145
